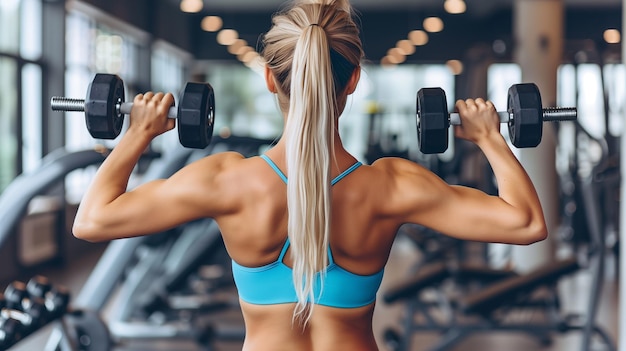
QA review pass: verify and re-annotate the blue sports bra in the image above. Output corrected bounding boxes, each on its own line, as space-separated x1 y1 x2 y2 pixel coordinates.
231 155 385 308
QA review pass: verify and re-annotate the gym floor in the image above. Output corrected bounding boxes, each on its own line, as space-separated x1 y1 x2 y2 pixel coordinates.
8 236 619 351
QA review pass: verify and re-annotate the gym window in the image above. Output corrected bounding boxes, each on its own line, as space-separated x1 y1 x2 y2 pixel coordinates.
0 0 44 193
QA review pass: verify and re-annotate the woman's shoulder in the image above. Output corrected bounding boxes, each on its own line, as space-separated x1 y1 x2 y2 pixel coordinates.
368 156 432 177
169 151 256 187
365 157 446 202
184 151 248 170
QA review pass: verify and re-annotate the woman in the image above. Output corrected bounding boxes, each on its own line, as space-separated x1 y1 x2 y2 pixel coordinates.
72 0 547 350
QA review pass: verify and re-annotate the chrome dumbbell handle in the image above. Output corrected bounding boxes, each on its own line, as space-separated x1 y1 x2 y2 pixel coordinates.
448 107 577 125
542 107 577 121
50 97 85 112
50 97 178 118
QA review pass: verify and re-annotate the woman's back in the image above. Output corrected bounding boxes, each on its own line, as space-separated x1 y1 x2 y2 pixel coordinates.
218 150 398 276
213 149 399 350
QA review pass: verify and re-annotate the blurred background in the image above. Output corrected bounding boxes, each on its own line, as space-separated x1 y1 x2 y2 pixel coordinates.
0 0 623 350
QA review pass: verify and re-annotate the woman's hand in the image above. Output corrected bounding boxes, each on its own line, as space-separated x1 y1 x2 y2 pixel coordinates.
128 92 176 139
453 98 501 145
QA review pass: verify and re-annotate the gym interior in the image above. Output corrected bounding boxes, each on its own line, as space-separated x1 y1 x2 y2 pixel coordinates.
0 0 623 350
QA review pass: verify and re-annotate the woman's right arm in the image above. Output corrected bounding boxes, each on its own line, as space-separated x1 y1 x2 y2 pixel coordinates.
384 98 547 245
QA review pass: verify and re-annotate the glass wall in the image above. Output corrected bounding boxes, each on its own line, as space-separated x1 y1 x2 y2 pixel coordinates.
0 0 20 192
0 58 18 192
0 0 43 193
0 0 20 54
202 63 455 162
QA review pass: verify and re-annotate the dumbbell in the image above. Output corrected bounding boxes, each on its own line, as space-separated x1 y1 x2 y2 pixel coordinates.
50 73 215 149
26 276 71 320
416 83 577 154
3 282 49 332
0 295 18 349
0 315 23 350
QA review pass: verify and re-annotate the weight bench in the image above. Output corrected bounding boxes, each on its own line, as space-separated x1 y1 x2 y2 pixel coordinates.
384 262 516 305
383 257 616 351
460 257 580 315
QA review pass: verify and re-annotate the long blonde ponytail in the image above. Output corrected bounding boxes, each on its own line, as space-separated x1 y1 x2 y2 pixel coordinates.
286 21 335 324
262 0 363 326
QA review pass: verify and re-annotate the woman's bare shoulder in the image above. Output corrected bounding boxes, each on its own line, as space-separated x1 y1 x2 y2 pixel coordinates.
369 157 436 180
175 151 249 178
366 157 451 217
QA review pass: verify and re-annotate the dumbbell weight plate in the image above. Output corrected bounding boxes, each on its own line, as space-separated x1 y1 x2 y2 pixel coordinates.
507 83 543 148
178 82 215 149
85 74 126 140
65 309 112 351
416 88 449 154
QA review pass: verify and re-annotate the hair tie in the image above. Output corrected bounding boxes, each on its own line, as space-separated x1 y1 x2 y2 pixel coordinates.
309 23 321 27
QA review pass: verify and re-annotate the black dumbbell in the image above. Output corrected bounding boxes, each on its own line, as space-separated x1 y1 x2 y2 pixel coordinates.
416 83 577 154
3 282 49 332
26 276 70 320
50 73 216 149
0 316 23 350
26 275 51 299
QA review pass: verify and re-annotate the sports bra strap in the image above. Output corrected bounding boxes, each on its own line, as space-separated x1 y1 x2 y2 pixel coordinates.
260 154 288 184
278 238 335 265
331 161 362 185
260 155 362 186
278 238 290 261
326 243 335 265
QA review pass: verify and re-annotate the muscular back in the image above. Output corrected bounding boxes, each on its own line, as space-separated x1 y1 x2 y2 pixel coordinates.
199 152 406 350
213 153 401 278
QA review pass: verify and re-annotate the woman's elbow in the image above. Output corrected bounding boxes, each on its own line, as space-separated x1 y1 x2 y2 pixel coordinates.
517 219 548 245
72 220 107 243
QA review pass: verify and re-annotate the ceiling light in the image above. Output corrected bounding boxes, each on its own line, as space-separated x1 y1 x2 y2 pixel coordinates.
228 39 248 55
381 56 396 67
604 29 621 44
387 47 405 58
387 54 406 64
217 29 239 46
492 39 507 55
386 48 406 64
237 46 255 60
396 39 415 56
446 60 464 75
180 0 203 13
423 17 444 33
409 30 429 46
201 16 223 32
444 0 466 14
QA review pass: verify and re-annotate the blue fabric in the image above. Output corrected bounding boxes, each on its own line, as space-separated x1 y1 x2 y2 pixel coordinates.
260 155 288 183
231 155 383 308
259 154 363 185
232 238 385 308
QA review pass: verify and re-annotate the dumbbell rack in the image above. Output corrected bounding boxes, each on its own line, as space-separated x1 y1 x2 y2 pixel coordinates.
0 276 109 351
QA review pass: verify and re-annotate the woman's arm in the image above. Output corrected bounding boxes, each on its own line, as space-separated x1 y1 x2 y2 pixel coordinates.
72 92 219 242
389 98 547 245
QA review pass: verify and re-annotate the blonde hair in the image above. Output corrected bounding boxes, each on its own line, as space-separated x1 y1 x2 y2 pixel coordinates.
262 0 363 326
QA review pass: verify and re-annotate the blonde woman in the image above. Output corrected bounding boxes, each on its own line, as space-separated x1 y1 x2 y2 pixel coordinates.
73 0 547 350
